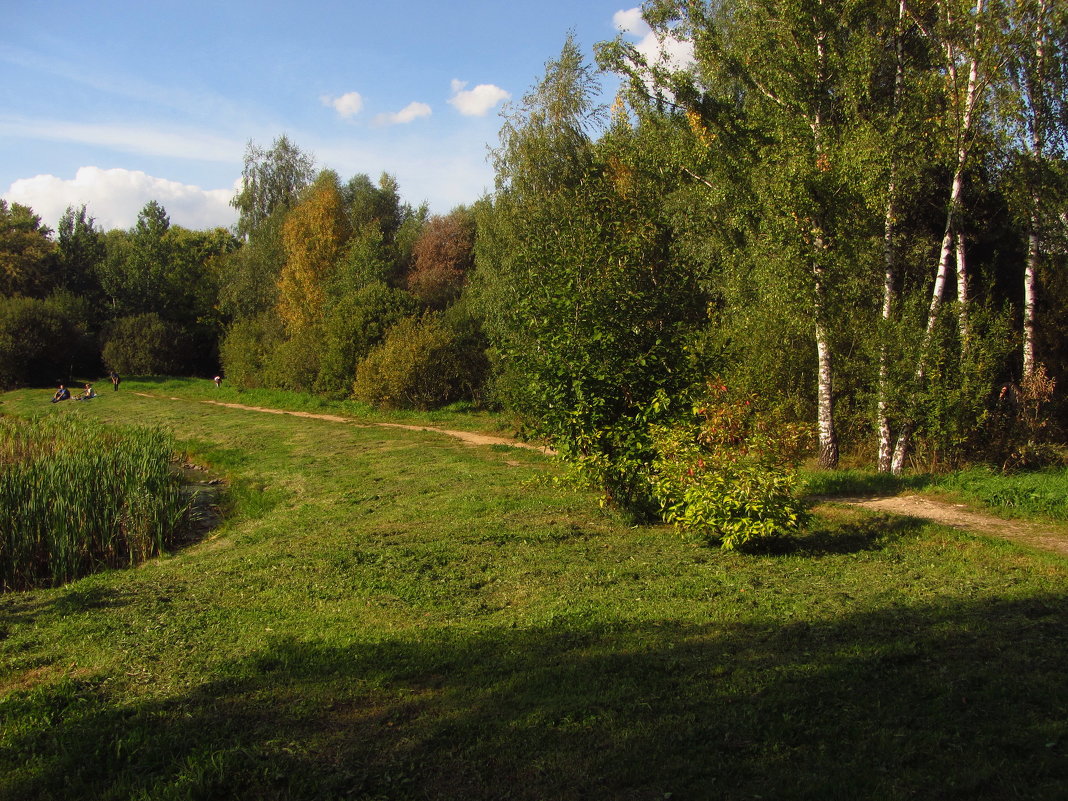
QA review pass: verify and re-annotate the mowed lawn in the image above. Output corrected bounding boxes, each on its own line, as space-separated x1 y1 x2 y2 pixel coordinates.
1 383 1067 800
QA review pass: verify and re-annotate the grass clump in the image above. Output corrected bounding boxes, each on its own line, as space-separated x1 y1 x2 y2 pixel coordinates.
934 466 1068 522
0 414 188 590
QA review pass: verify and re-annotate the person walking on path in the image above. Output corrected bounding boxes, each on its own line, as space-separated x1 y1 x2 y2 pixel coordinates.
110 371 120 391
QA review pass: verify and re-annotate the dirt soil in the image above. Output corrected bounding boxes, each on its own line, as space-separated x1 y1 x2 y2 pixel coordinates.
137 393 1067 556
828 494 1068 557
137 394 555 454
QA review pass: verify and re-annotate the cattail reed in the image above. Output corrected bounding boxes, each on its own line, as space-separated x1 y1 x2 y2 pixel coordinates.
0 415 189 591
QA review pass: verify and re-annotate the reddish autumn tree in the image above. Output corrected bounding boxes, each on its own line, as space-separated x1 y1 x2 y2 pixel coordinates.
406 208 474 308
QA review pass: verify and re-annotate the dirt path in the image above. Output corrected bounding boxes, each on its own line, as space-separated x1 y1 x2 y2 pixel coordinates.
828 494 1068 557
134 393 555 454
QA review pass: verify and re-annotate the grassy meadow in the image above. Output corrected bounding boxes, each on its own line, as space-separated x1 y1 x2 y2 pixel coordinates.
1 380 1066 800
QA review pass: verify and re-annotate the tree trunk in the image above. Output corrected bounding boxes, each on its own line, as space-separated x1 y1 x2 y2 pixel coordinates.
877 0 908 473
955 225 970 348
816 316 838 469
1023 211 1039 377
892 0 986 474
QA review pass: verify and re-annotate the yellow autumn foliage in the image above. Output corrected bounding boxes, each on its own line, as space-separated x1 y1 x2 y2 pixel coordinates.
277 178 351 330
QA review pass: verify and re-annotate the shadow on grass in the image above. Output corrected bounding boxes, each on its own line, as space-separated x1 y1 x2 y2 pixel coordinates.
754 514 927 557
4 596 1067 800
803 468 935 498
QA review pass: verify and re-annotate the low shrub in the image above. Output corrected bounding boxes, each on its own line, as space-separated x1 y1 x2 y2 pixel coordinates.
102 313 190 376
650 383 810 550
219 311 286 389
0 296 84 388
352 313 482 410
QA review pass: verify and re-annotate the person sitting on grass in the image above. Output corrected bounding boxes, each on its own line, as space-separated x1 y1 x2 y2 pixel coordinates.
51 384 71 403
75 383 96 401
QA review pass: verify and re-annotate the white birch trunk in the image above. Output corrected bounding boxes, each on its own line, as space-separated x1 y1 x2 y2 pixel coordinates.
1021 0 1049 379
956 226 969 347
1023 214 1039 377
815 312 838 469
892 0 986 474
877 0 908 473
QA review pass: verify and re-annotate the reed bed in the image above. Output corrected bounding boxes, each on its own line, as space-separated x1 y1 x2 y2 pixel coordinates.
0 414 188 591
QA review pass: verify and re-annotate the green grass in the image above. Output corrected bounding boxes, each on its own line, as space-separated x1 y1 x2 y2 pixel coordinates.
802 467 934 497
119 376 520 438
932 466 1068 522
0 384 1066 799
805 464 1068 525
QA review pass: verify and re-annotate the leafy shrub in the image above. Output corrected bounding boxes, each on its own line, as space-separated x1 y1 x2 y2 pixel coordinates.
352 314 475 409
0 296 85 388
219 311 286 389
989 364 1063 472
650 384 810 550
314 282 418 396
102 313 190 376
262 323 321 392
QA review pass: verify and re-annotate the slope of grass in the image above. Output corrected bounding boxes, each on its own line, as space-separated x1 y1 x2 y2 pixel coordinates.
118 376 519 438
1 385 1066 800
805 464 1068 525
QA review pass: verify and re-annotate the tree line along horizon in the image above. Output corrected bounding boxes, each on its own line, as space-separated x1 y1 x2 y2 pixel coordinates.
1 0 1066 523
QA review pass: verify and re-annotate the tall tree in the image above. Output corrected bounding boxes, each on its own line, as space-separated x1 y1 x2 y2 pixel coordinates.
277 171 351 331
479 35 708 510
636 0 892 469
98 201 172 316
231 135 316 239
55 205 106 298
1000 0 1068 378
0 200 56 298
888 0 1006 473
406 208 475 308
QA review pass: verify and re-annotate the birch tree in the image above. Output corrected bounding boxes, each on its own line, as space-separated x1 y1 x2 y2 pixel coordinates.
889 0 1010 473
639 0 893 469
1000 0 1068 378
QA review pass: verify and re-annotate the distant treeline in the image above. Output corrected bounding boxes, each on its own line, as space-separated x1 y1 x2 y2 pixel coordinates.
2 0 1066 515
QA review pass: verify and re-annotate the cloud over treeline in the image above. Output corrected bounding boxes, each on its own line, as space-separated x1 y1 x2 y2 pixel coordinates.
3 167 238 231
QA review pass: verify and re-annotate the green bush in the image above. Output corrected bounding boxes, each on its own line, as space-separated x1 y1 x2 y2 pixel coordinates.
352 314 474 409
0 296 84 388
650 384 810 550
314 282 418 397
219 312 286 389
102 313 189 376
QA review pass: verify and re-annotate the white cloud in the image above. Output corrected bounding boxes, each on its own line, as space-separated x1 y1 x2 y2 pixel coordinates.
322 91 364 118
0 115 239 163
373 102 432 126
612 8 646 34
3 167 238 231
448 80 511 117
614 7 695 73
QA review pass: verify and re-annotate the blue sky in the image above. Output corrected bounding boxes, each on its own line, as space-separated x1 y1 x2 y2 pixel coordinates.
1 1 667 232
